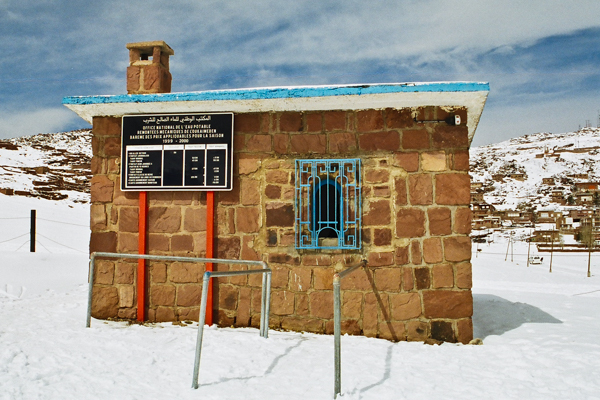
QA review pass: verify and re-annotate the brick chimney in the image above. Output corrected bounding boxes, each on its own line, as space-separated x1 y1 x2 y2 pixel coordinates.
126 41 174 94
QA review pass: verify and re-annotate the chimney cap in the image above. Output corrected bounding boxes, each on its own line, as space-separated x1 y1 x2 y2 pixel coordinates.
126 41 174 56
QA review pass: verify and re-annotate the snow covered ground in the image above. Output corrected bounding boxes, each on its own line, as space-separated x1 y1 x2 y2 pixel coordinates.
1 196 600 399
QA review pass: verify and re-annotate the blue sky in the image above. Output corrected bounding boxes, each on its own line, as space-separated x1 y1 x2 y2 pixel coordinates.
1 0 599 146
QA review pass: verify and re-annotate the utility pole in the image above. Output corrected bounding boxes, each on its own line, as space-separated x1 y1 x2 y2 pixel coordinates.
527 228 532 267
549 233 554 273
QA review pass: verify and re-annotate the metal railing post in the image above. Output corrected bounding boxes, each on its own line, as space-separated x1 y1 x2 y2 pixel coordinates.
192 272 211 389
332 260 367 399
333 275 341 398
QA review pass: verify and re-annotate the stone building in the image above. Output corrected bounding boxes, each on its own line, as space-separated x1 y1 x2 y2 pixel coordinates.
64 41 488 344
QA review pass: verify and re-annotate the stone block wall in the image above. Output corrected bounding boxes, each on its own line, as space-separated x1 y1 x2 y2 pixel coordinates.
89 106 473 344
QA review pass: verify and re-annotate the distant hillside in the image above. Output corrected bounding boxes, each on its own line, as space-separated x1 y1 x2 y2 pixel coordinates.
0 127 599 208
0 130 92 202
469 127 600 211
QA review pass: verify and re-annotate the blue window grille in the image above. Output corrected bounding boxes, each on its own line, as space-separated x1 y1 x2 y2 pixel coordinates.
295 159 361 250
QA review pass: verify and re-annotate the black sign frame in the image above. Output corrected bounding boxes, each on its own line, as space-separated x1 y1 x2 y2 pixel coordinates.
120 113 234 191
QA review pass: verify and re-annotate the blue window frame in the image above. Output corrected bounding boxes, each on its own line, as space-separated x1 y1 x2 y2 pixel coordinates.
295 159 361 250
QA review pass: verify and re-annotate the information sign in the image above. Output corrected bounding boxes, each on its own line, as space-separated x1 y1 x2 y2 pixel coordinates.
121 113 234 191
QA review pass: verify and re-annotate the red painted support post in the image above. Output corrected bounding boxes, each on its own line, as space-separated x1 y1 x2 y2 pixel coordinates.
137 191 148 321
205 191 215 325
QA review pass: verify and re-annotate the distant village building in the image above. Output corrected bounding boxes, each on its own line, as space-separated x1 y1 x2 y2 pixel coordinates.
491 174 504 182
568 173 589 180
509 173 526 181
551 190 565 204
533 229 560 243
574 182 598 191
470 191 484 204
536 210 561 225
542 177 555 185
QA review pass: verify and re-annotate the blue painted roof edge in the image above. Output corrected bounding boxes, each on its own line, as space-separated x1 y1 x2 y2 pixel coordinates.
62 82 489 105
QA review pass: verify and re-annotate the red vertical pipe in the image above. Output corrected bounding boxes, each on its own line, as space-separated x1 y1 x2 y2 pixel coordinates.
205 191 215 325
137 191 148 322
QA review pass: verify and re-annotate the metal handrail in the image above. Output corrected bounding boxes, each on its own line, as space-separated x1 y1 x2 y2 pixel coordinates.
333 259 367 398
87 252 272 390
192 268 272 389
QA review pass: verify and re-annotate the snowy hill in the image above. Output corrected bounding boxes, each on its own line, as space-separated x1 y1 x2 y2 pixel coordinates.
0 129 92 203
470 127 600 211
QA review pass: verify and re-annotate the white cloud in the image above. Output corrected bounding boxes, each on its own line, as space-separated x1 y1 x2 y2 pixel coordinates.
0 108 86 139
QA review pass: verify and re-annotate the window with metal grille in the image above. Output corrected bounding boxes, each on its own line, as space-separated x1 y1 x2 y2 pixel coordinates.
295 159 361 250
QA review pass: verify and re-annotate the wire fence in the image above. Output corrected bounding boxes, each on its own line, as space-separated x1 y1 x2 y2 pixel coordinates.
0 211 88 253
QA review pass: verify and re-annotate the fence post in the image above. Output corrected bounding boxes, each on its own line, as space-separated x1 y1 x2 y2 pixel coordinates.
30 209 36 252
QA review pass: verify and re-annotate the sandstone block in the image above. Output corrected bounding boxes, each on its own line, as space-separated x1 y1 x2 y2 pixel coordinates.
411 240 422 265
171 234 193 252
396 208 425 238
367 251 394 267
148 207 181 233
374 267 401 291
177 285 203 307
402 267 414 291
324 111 346 131
90 204 107 230
402 130 429 150
90 231 117 253
414 267 430 290
455 262 472 289
289 267 312 292
432 264 454 288
91 285 119 319
216 236 241 259
362 293 378 337
90 176 114 203
364 199 391 226
271 290 295 315
94 260 114 285
119 207 139 232
266 203 294 227
155 307 176 322
435 174 470 205
234 113 261 133
385 108 413 129
313 268 334 290
407 320 428 341
309 291 333 319
390 292 421 320
457 318 473 344
236 207 261 233
341 292 363 319
115 262 135 284
431 320 455 342
358 131 400 151
246 134 272 152
373 228 392 246
444 237 472 262
408 174 433 205
305 113 322 132
274 134 288 154
118 286 134 308
218 285 239 311
290 134 326 154
423 238 443 264
428 207 452 236
151 285 176 306
393 152 419 172
238 157 261 175
150 263 167 283
329 132 357 153
357 109 384 131
423 290 473 319
454 208 472 235
421 151 447 172
279 112 303 132
170 262 201 283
